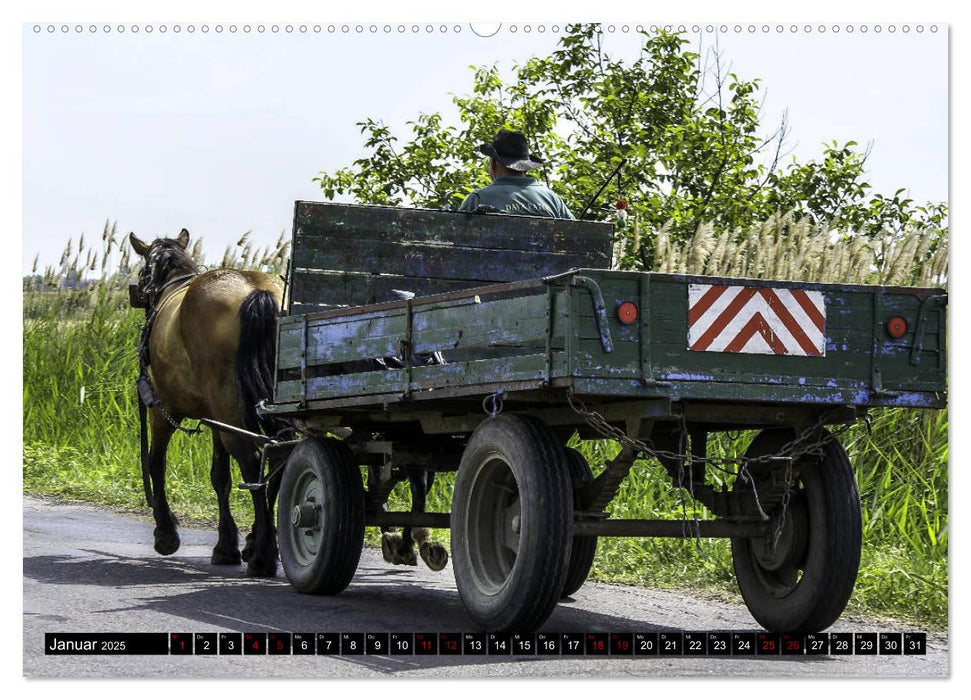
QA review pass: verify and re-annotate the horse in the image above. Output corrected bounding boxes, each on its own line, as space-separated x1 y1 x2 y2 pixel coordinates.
129 228 284 577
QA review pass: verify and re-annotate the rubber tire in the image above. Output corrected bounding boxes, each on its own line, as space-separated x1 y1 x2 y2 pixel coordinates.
561 447 598 598
451 415 573 632
277 438 365 595
731 428 862 632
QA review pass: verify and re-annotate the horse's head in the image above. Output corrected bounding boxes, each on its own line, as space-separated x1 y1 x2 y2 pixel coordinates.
129 229 201 308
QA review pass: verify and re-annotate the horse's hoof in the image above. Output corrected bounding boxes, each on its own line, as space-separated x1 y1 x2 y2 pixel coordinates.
241 532 256 562
400 549 417 566
211 547 242 566
153 528 180 556
419 541 449 571
381 532 417 566
381 532 400 564
246 558 278 578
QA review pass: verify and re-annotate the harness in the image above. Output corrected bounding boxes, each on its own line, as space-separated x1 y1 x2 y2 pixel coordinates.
135 259 200 509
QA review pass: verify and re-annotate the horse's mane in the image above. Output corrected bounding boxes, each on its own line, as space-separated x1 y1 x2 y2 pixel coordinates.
141 238 201 306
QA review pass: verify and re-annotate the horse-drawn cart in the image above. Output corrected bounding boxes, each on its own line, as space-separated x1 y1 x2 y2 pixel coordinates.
260 201 947 633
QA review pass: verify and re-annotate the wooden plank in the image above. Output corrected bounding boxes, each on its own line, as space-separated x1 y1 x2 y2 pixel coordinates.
411 320 550 356
568 377 946 409
566 334 942 391
285 353 555 403
643 270 945 298
288 301 341 315
299 368 408 402
265 377 559 416
293 238 600 284
291 270 479 308
291 277 550 321
295 201 613 257
278 311 406 368
411 354 551 389
411 292 548 333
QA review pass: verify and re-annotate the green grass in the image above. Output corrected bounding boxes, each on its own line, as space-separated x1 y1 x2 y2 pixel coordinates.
23 229 948 630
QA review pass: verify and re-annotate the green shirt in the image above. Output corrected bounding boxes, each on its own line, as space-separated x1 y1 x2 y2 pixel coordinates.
458 177 575 219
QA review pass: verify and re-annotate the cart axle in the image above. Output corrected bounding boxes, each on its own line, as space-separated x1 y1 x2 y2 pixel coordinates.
365 511 764 539
573 518 765 538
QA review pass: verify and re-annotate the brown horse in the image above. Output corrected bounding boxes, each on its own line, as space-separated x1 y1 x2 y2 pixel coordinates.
129 229 284 577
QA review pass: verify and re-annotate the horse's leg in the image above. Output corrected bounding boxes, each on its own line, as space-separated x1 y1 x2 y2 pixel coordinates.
225 435 277 577
379 510 406 564
368 466 397 563
415 470 449 571
210 433 241 565
148 415 180 556
365 464 408 565
381 469 431 567
243 480 281 563
265 468 281 542
395 471 426 566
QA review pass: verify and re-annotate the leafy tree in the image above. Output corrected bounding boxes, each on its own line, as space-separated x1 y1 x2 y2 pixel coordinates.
314 24 947 270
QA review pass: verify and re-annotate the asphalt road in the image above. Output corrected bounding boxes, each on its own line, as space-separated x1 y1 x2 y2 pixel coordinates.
23 494 948 679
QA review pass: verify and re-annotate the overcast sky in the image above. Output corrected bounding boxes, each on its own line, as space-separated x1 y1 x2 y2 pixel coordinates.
21 21 947 273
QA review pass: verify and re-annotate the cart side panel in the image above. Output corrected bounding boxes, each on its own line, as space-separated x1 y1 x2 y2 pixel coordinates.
566 271 946 406
276 285 564 403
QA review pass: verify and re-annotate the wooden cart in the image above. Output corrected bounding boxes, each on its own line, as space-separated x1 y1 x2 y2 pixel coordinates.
261 202 947 633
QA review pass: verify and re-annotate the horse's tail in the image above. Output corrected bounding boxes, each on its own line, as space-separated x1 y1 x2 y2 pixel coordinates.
236 289 279 434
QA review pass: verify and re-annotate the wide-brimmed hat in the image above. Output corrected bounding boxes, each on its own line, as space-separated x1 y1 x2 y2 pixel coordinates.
479 128 545 171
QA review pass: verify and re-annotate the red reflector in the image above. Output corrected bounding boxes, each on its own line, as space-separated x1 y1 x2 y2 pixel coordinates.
617 301 639 325
887 316 908 338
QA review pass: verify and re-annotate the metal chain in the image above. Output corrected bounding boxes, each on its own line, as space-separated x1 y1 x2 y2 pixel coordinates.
567 392 851 471
675 411 703 552
772 455 795 551
566 392 855 533
737 464 770 521
155 400 205 436
139 371 205 436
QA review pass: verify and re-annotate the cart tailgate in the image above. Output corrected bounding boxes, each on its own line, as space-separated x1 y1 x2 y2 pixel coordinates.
569 271 947 408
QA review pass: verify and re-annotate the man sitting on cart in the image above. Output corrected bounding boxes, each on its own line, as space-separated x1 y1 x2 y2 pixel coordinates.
458 128 574 219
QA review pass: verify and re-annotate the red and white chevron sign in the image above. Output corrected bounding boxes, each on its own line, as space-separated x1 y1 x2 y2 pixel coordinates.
687 284 826 356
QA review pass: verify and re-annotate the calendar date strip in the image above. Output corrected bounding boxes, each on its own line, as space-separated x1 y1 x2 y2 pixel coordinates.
45 631 927 656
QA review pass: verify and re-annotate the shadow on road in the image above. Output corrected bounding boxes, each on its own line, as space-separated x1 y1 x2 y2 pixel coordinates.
25 548 784 673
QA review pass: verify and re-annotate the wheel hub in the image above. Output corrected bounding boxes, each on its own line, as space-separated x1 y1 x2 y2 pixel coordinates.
291 504 319 528
285 470 325 567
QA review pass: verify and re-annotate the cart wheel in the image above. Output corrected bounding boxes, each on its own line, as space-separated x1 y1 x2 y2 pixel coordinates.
451 415 573 632
731 428 861 632
277 438 365 595
562 447 598 598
